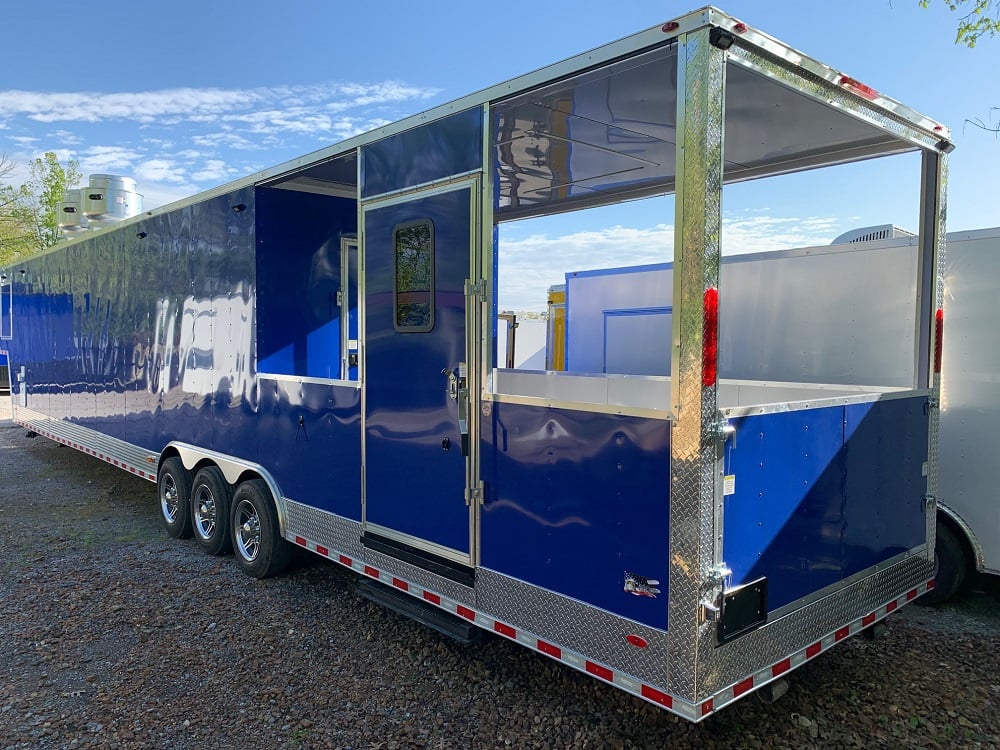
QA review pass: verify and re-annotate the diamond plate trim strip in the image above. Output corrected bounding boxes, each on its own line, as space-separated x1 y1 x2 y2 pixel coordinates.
476 568 668 688
364 548 476 607
283 502 474 606
285 500 364 560
695 578 934 719
13 405 158 482
697 554 934 696
288 530 932 723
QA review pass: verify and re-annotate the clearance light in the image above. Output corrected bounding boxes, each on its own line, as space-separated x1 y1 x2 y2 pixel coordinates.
838 75 879 101
934 308 944 374
702 286 719 387
662 21 680 32
732 22 748 33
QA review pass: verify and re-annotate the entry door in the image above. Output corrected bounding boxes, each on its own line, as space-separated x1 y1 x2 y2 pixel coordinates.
362 182 476 563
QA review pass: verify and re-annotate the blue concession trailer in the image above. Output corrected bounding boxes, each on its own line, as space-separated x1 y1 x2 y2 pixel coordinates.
0 7 952 720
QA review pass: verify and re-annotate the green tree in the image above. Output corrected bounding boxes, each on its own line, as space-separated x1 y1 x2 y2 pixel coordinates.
0 151 82 267
920 1 999 131
0 154 33 267
921 0 1000 46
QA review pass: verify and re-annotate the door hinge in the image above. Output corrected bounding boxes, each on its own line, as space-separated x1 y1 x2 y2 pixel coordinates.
465 482 484 506
464 279 487 299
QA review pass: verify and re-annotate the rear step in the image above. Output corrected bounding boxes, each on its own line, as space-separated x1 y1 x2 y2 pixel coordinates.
357 578 481 644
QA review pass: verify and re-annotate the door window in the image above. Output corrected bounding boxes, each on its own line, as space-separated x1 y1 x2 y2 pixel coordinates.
393 220 435 332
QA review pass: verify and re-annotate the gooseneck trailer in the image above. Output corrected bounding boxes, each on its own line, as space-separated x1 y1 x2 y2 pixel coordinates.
0 7 953 720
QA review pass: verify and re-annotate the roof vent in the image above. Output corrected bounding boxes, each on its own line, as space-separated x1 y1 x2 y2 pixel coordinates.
831 224 916 245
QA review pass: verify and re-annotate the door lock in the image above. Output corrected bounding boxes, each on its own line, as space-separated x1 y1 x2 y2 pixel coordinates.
444 369 459 400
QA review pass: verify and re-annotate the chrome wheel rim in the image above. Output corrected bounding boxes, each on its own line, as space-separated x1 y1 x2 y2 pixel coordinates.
234 499 261 562
193 484 217 540
160 474 179 523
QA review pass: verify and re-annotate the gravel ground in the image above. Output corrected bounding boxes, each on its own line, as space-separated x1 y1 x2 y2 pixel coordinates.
1 400 998 750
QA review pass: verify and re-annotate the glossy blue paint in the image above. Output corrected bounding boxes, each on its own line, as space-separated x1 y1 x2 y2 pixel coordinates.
256 188 358 380
364 187 472 554
258 379 362 520
361 108 483 198
7 185 370 520
481 402 671 630
843 397 928 573
723 396 929 611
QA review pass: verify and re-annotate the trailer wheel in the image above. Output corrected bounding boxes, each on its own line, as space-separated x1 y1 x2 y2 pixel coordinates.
191 466 233 556
919 522 967 605
230 479 289 579
158 457 193 539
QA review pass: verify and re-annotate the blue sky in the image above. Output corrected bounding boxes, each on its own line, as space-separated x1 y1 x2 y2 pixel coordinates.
1 0 998 307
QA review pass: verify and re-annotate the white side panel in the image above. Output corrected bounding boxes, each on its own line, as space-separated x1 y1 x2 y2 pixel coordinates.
939 229 1000 573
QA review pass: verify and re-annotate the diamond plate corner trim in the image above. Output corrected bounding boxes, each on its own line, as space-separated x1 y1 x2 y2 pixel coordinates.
476 568 668 688
666 26 726 702
13 406 158 482
925 152 948 560
696 554 934 697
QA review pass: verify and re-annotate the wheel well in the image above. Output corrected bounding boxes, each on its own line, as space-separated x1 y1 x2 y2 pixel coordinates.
157 447 181 474
936 511 975 574
156 446 287 536
191 458 221 476
233 469 287 536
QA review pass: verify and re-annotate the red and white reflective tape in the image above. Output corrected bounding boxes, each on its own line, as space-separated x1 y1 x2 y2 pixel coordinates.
291 534 932 722
699 578 934 717
15 418 157 482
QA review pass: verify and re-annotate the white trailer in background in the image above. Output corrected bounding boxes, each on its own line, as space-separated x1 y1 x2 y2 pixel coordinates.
547 226 1000 601
936 228 1000 599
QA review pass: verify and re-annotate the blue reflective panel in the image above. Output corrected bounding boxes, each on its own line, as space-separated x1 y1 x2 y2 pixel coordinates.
362 108 483 197
259 379 362 518
843 397 928 574
723 407 846 610
481 403 671 630
723 397 929 611
10 188 261 462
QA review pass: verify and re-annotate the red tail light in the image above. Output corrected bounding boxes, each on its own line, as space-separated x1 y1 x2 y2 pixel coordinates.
934 308 944 374
839 75 879 101
702 287 719 387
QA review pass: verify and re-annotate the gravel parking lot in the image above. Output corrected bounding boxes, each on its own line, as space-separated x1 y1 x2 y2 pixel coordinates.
1 399 998 749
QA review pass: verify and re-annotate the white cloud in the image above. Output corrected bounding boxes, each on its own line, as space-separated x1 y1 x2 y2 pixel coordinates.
136 159 185 184
190 159 237 183
0 81 440 137
79 145 141 172
48 129 81 145
191 131 263 151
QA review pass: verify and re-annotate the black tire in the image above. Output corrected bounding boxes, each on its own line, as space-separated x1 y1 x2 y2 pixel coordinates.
158 457 193 539
919 521 968 605
230 479 289 579
190 466 233 556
